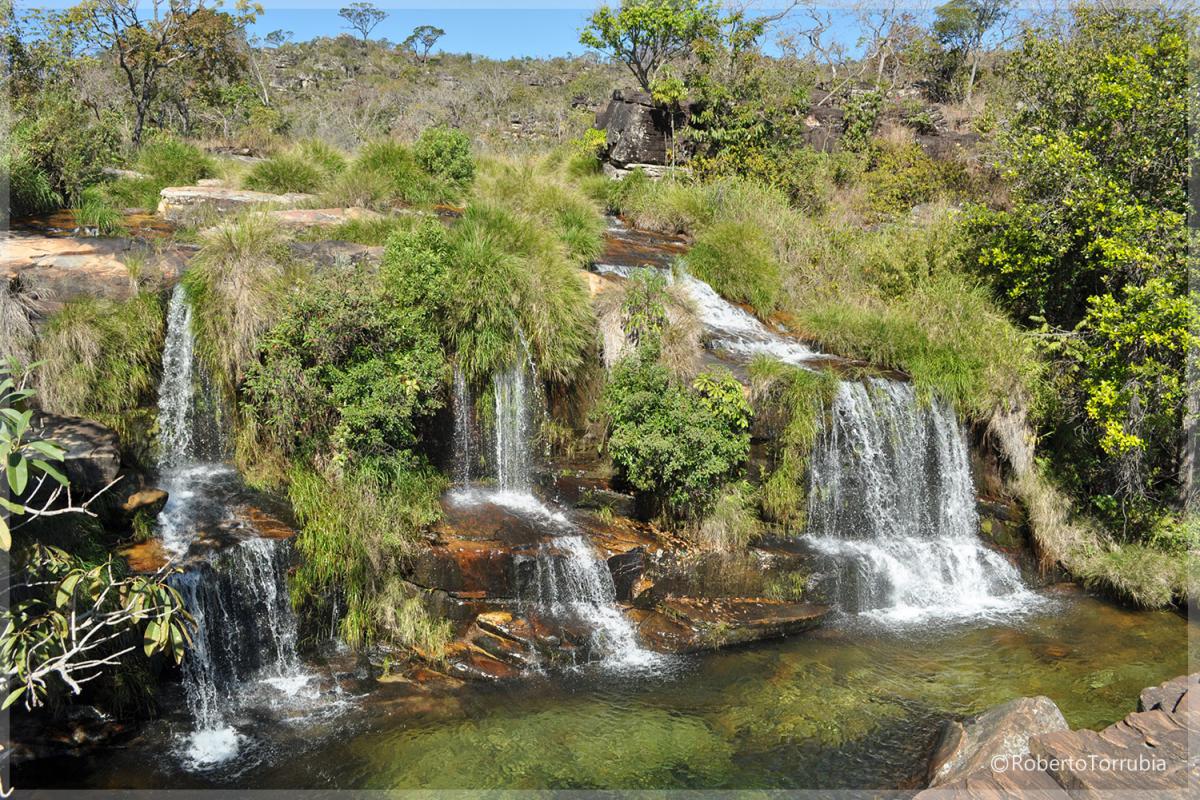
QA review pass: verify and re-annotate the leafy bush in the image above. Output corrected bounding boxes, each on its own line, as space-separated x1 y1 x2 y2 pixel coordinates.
382 207 595 386
686 221 780 317
605 351 750 524
244 272 445 465
5 92 120 216
413 126 475 188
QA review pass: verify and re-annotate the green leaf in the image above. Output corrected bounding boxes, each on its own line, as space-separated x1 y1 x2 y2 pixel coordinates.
0 515 9 552
31 459 68 487
55 573 82 608
2 686 26 710
143 620 161 656
6 454 28 495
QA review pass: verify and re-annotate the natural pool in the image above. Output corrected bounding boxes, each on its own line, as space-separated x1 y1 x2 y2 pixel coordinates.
22 587 1195 791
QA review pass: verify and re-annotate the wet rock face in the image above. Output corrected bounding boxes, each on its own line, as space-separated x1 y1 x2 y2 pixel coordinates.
595 90 690 171
157 185 315 224
1 231 188 314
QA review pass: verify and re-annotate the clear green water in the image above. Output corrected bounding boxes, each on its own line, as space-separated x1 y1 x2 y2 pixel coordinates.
21 588 1196 791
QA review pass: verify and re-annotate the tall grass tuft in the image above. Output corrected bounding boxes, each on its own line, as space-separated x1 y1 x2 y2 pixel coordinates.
183 213 297 394
685 221 780 317
35 293 166 433
74 186 127 235
243 153 323 194
748 357 840 530
287 461 449 651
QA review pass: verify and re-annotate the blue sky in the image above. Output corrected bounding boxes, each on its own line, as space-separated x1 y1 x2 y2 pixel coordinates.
22 2 874 61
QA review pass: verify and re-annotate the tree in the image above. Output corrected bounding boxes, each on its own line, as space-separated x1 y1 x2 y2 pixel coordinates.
932 0 1011 101
966 6 1192 530
403 24 444 66
580 0 722 93
66 0 259 146
338 2 386 47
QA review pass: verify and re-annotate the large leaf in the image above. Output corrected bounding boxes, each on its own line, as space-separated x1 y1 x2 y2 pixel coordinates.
6 453 27 495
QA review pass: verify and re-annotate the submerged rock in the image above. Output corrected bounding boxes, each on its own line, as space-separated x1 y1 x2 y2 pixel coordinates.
629 597 829 654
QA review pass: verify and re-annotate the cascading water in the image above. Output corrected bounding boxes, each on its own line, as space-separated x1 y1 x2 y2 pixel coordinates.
452 367 474 485
492 361 534 493
155 285 234 556
592 224 1038 626
806 379 1039 623
169 538 313 767
154 285 323 767
450 353 660 669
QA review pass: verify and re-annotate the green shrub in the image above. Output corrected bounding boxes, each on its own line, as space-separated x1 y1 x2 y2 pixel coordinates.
605 352 750 524
686 221 780 317
748 357 839 530
244 271 445 465
5 92 120 216
413 126 475 188
382 208 595 386
862 142 969 218
243 153 323 194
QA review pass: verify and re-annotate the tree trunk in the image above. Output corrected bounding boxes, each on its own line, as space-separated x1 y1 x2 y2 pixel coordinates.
965 52 979 103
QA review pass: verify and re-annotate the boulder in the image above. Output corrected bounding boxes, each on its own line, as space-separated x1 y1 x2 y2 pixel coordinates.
925 696 1069 787
595 90 690 170
917 674 1199 799
1 231 188 313
157 185 315 224
26 413 122 504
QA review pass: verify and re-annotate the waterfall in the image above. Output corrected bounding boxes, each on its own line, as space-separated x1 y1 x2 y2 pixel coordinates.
154 285 231 556
449 353 660 670
806 379 1038 623
452 367 474 485
493 361 533 492
170 538 312 767
158 285 198 468
520 535 660 668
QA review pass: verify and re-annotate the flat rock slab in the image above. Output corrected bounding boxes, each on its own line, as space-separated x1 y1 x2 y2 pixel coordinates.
157 185 315 224
630 597 829 654
270 207 384 229
1 231 188 313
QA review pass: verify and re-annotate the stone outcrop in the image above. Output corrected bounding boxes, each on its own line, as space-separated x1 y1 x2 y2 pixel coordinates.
269 206 385 230
925 696 1069 787
26 413 122 504
917 673 1198 798
157 185 315 224
595 90 690 175
1 231 189 314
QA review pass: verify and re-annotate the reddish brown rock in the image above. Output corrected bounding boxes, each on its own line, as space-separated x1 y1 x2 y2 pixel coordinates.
157 185 315 224
926 697 1069 787
632 597 829 654
1 231 187 313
